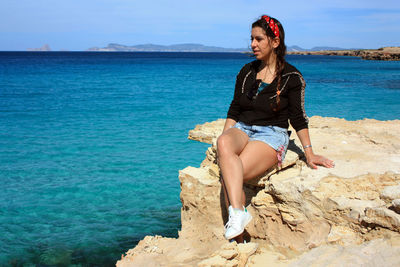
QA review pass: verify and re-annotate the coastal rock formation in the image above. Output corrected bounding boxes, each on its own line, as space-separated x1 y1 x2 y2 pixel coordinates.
117 116 400 266
288 46 400 61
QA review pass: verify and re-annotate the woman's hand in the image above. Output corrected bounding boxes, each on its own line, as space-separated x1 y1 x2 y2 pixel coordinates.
305 153 335 169
222 118 237 133
295 128 334 169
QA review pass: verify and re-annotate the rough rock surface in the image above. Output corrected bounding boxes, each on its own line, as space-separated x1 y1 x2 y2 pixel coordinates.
117 116 400 266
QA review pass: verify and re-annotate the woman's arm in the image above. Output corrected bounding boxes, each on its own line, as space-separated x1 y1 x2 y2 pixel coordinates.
287 74 334 169
296 128 335 169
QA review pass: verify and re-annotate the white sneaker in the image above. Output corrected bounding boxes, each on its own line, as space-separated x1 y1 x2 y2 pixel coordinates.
224 206 253 240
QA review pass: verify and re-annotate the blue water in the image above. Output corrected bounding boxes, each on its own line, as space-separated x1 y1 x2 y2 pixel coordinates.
0 52 399 266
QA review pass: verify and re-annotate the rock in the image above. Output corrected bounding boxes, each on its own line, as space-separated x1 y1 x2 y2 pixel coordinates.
392 199 400 213
237 243 258 266
188 119 226 144
198 255 227 267
218 249 238 260
363 207 400 231
381 185 400 200
237 242 258 255
288 238 400 267
287 46 400 61
117 117 400 267
200 241 258 267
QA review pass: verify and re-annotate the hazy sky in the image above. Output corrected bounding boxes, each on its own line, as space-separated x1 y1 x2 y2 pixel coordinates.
1 0 399 51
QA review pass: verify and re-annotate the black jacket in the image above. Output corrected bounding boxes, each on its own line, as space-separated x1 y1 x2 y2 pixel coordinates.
227 60 309 132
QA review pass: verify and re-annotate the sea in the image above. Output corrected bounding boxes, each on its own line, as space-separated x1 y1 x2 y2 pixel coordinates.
0 52 399 266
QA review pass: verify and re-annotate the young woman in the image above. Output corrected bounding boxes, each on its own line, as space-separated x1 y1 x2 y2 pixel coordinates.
217 15 334 240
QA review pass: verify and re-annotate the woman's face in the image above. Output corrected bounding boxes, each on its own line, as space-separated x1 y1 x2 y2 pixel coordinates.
251 26 279 62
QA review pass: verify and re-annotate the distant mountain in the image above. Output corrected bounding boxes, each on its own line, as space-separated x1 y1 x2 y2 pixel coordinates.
87 43 249 52
87 43 362 53
27 44 52 51
287 45 359 52
309 46 348 51
287 45 307 52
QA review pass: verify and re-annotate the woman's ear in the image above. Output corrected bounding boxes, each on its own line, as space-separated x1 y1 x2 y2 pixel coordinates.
272 37 280 49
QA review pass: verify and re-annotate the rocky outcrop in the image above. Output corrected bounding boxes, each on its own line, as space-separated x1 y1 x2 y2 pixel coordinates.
288 46 400 61
117 116 400 266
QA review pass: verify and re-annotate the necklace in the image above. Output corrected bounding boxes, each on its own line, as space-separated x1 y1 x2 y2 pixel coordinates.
266 64 274 78
259 63 275 83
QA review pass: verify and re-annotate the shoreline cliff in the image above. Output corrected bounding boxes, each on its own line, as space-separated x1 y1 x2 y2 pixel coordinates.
117 116 400 266
287 46 400 61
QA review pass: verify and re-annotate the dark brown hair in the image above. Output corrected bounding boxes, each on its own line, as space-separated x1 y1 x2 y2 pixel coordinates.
252 15 286 111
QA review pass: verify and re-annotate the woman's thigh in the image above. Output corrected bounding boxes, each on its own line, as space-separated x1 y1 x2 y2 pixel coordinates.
239 141 278 181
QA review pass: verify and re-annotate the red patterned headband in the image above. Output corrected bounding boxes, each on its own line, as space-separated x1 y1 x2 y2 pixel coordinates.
261 15 280 38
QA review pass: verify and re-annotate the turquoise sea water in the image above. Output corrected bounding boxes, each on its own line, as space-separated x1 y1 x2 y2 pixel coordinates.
0 52 399 266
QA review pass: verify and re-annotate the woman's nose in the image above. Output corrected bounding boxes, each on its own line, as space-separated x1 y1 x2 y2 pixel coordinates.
251 39 256 48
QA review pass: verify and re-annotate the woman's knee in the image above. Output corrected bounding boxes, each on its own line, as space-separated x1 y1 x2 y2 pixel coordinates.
217 129 248 157
216 134 231 156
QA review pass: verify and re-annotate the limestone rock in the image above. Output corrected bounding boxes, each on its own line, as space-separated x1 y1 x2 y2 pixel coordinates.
363 207 400 231
117 117 400 267
218 249 238 260
199 241 258 267
289 238 400 267
188 119 225 144
381 185 400 200
392 199 400 213
198 255 227 267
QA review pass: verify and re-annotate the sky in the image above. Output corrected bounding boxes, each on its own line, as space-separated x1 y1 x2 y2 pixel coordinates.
0 0 399 51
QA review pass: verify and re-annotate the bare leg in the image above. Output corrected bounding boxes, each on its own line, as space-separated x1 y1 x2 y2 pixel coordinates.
218 128 279 207
236 141 279 241
241 141 278 180
218 136 279 241
220 176 246 211
217 128 249 209
220 177 230 211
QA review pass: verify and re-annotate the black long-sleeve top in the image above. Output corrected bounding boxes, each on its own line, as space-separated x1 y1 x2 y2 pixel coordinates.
227 60 309 132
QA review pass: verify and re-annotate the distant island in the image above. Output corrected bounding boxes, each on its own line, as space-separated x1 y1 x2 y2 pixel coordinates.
86 43 248 52
86 43 400 61
87 43 366 53
24 43 400 60
27 44 52 52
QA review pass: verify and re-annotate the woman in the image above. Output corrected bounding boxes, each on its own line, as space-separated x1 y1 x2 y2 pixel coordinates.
217 15 334 240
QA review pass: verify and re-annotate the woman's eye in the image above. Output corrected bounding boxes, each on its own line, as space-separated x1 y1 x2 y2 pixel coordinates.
251 37 263 42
